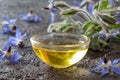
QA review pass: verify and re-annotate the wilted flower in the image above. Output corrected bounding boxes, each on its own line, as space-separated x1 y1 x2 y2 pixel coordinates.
90 55 120 77
0 42 21 64
0 17 17 34
44 0 56 23
20 9 41 23
9 29 26 47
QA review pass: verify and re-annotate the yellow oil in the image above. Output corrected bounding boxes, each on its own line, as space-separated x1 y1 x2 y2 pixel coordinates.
33 46 88 68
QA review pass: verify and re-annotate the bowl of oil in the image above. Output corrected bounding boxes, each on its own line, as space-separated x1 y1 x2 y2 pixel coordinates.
30 33 90 68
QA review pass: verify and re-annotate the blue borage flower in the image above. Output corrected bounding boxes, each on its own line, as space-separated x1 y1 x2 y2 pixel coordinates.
0 17 17 34
9 29 26 47
73 0 80 7
90 56 120 77
0 42 21 64
73 0 95 15
20 9 41 23
115 12 120 24
109 0 115 6
44 0 56 23
91 33 106 39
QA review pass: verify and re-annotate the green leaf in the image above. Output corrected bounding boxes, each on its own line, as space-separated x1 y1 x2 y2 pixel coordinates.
98 0 110 11
85 24 101 37
82 21 94 31
94 2 99 10
99 14 116 25
60 8 78 17
110 24 120 29
54 1 69 8
98 39 108 46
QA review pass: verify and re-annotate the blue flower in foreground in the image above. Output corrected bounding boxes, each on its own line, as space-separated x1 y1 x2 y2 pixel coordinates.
9 29 26 47
44 0 56 23
0 43 21 64
20 9 41 23
0 17 17 34
90 56 120 77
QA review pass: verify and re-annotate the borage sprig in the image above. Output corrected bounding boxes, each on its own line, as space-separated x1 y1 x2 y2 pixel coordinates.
46 0 120 50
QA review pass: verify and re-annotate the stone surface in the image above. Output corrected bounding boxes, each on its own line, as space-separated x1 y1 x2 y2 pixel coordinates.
0 0 120 80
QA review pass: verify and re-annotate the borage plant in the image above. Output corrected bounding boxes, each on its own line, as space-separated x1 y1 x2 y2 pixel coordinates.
46 0 120 50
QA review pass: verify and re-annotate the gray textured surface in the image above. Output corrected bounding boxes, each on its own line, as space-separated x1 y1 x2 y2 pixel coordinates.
0 0 120 80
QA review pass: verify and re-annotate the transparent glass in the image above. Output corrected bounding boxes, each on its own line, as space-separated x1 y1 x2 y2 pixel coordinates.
30 33 90 68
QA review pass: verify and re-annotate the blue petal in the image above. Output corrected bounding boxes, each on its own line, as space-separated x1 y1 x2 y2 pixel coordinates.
0 52 6 61
0 56 6 61
99 58 104 64
0 52 5 57
101 68 109 77
73 0 80 7
9 53 22 64
112 58 120 65
98 33 106 39
116 18 120 24
20 14 29 20
20 33 27 40
87 4 94 15
50 12 55 23
90 65 103 72
50 8 56 23
2 25 10 32
16 29 22 38
2 42 10 51
9 37 17 46
9 19 17 24
109 0 115 6
3 17 10 23
111 66 120 75
9 37 17 42
28 16 41 22
33 16 41 22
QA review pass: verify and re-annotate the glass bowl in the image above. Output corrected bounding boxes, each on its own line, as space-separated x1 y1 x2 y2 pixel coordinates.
30 33 90 68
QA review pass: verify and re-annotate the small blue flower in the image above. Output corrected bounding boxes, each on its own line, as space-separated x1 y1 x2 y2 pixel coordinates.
0 43 21 64
98 33 106 39
78 0 95 15
110 31 120 38
113 12 120 24
91 33 106 39
73 0 80 7
90 57 120 77
109 0 115 6
20 9 41 23
9 29 26 47
45 0 56 23
0 17 17 34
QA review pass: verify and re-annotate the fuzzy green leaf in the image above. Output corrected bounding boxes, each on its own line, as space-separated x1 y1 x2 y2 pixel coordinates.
99 14 116 25
98 0 109 11
54 1 69 8
61 8 78 17
110 24 120 29
83 21 94 31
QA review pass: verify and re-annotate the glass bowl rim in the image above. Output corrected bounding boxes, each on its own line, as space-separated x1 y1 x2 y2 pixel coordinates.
30 32 90 48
